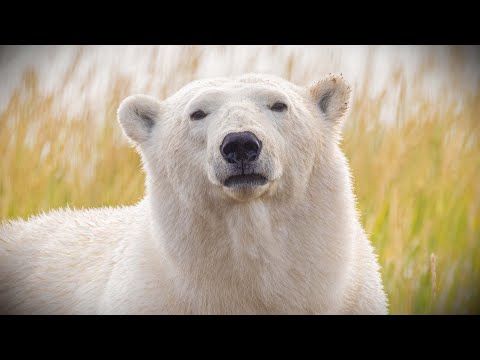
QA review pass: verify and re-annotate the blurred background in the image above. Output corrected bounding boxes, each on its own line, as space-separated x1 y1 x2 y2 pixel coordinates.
0 45 478 314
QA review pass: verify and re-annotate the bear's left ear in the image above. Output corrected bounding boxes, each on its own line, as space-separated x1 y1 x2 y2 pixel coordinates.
308 74 351 126
117 94 162 145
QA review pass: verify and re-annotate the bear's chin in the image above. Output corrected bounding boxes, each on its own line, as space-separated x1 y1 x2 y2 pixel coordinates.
222 183 270 202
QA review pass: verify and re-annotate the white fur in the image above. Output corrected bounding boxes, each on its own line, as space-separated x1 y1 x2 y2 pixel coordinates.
0 74 388 314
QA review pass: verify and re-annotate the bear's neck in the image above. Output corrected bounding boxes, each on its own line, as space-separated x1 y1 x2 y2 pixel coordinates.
144 154 357 313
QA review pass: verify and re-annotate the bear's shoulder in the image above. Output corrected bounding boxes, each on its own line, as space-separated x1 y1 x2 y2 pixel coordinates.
0 202 148 254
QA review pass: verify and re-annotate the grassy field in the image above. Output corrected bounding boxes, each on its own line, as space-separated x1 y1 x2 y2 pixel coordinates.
0 46 479 314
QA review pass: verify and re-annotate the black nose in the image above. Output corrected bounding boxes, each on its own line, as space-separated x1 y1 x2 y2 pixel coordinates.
220 131 262 165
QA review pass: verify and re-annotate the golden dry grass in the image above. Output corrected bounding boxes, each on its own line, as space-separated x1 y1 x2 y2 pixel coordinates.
0 47 479 314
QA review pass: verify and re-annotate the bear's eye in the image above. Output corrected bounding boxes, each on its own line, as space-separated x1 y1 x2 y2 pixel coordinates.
270 102 288 112
190 110 208 121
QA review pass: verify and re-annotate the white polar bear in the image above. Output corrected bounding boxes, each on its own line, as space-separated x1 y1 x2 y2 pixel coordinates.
0 73 388 314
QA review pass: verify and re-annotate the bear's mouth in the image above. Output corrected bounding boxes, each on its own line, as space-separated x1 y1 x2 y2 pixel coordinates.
224 174 268 188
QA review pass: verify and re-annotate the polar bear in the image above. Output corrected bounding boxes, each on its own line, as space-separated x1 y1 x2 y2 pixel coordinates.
0 73 388 314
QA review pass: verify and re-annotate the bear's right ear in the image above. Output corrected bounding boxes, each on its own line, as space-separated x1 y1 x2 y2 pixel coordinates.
117 95 162 144
308 74 351 127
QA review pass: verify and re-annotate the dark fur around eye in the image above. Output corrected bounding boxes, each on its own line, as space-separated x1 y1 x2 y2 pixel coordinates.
270 102 288 112
190 110 208 120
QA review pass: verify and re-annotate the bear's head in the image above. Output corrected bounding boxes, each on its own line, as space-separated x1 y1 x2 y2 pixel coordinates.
117 74 351 205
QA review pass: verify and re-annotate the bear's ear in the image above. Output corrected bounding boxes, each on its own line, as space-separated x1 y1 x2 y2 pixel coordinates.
308 74 351 126
117 95 162 144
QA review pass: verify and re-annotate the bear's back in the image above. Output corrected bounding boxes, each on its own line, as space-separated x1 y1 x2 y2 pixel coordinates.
0 203 148 314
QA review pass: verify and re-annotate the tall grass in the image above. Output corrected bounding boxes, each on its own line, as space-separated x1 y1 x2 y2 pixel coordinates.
0 46 478 314
346 84 480 314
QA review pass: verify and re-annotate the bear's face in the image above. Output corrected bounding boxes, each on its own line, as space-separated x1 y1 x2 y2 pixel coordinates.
118 74 350 204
